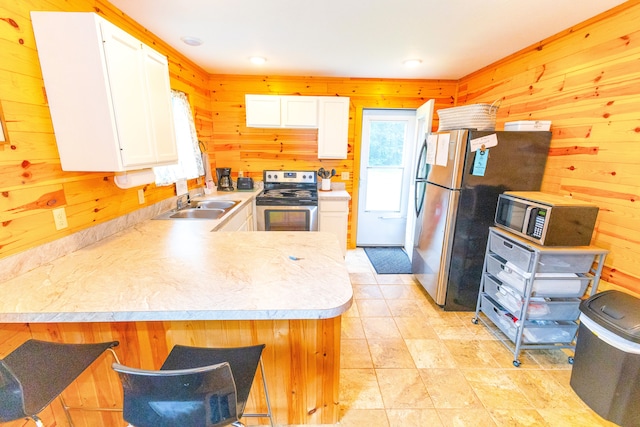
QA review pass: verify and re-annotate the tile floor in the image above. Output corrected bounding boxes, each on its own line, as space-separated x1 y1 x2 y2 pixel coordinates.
315 248 616 427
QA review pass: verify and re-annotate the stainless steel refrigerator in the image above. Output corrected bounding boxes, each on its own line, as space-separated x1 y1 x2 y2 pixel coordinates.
411 129 551 311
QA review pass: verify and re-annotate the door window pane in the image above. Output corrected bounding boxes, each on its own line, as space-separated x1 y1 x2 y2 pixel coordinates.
368 121 406 166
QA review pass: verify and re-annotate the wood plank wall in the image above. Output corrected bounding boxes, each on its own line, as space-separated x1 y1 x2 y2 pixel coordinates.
456 0 640 296
207 75 458 249
0 0 212 259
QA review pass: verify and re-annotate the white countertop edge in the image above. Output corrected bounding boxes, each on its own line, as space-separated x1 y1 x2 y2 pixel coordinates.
0 299 353 323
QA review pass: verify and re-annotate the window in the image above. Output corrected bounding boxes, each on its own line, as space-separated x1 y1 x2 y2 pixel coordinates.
154 90 204 186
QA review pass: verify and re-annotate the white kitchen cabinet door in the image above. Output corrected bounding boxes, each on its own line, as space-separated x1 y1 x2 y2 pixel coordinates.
319 199 349 256
280 96 318 127
318 97 350 159
245 95 281 127
31 12 178 172
142 46 179 163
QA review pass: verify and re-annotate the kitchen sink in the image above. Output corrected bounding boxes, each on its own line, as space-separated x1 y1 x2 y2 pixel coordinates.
153 199 240 220
192 200 239 210
168 209 225 219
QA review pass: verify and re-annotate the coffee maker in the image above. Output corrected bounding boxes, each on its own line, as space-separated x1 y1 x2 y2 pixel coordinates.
216 167 234 191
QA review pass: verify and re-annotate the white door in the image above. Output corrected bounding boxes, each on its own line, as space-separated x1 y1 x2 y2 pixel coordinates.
356 109 417 246
404 100 435 260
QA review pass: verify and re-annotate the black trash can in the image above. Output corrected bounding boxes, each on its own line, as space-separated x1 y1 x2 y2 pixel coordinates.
570 290 640 427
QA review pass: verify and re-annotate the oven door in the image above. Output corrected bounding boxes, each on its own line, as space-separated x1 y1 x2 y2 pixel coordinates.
256 205 318 231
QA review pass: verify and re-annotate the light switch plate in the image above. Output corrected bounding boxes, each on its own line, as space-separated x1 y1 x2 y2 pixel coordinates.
175 179 188 196
341 172 350 180
137 189 145 204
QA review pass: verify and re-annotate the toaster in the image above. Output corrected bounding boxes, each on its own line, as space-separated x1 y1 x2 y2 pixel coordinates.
236 177 254 190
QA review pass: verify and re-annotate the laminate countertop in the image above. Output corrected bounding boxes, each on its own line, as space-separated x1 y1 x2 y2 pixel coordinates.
0 220 353 323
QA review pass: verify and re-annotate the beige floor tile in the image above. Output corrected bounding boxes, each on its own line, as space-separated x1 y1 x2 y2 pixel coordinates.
394 317 439 340
488 409 550 427
352 284 384 299
436 408 498 427
528 349 574 370
386 409 444 427
368 339 416 368
442 339 500 369
375 368 434 409
375 274 405 285
339 368 384 409
349 271 377 285
385 298 426 318
339 250 609 426
341 339 373 369
380 284 426 300
419 368 483 409
357 299 392 317
405 339 457 369
362 317 403 340
338 408 389 427
506 369 585 409
462 369 533 409
477 339 541 369
536 408 619 427
341 316 365 339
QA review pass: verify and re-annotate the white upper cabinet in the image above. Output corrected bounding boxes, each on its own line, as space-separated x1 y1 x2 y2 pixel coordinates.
280 96 318 127
318 97 350 159
31 12 178 172
245 95 282 127
245 94 349 158
245 95 317 128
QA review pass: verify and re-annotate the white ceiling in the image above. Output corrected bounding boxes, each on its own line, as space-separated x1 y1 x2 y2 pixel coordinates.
108 0 626 79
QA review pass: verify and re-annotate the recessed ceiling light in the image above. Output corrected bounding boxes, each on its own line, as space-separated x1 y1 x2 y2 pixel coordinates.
249 56 267 65
180 36 203 46
403 59 422 68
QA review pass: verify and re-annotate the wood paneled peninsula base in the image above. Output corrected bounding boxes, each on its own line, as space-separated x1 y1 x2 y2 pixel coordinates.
0 229 353 426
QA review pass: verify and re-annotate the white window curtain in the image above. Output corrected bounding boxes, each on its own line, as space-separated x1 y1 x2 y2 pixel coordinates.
154 90 204 186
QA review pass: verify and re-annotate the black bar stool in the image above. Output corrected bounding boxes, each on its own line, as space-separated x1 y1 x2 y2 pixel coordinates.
112 361 239 427
0 339 120 427
112 344 273 427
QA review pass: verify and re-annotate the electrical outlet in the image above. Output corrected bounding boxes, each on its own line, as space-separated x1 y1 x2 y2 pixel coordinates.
137 189 145 204
52 207 68 230
341 172 350 180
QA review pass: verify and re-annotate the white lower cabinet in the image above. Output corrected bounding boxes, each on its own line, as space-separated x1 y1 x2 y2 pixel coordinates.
220 202 254 232
31 12 178 172
319 199 349 256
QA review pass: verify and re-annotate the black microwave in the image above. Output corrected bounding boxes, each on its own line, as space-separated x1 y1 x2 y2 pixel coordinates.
495 191 599 246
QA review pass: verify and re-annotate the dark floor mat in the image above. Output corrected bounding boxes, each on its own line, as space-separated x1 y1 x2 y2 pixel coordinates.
363 247 412 274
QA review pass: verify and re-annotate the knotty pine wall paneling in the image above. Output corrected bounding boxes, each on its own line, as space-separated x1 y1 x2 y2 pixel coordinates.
0 0 213 260
457 0 640 295
208 75 458 248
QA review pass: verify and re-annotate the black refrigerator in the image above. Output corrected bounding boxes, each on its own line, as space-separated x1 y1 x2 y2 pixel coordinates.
411 129 551 311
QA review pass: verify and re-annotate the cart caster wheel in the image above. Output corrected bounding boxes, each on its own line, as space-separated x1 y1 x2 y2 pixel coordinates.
568 357 574 364
471 317 478 324
513 360 521 367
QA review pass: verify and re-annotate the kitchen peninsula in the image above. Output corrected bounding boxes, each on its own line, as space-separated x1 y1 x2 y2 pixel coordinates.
0 213 353 425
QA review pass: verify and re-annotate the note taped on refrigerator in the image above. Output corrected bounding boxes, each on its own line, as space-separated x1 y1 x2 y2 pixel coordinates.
472 149 489 176
435 133 450 166
469 133 498 152
425 134 438 165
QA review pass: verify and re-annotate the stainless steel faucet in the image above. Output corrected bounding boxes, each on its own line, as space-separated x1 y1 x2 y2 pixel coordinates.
176 194 190 210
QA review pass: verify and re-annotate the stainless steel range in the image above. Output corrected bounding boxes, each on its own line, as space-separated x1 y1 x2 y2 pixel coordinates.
256 170 318 231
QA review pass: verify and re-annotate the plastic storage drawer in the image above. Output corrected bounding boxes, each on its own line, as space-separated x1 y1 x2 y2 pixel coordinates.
489 232 596 273
485 254 589 298
483 274 581 321
481 295 578 344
